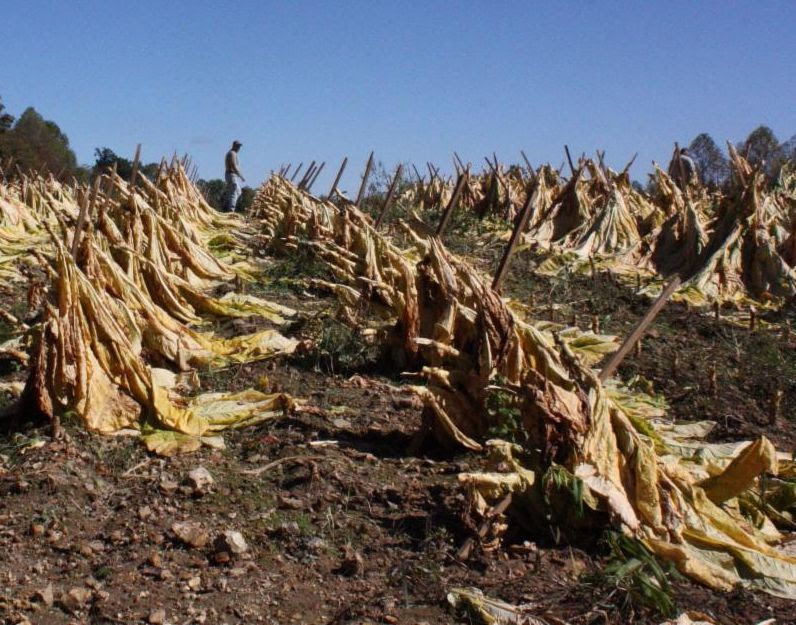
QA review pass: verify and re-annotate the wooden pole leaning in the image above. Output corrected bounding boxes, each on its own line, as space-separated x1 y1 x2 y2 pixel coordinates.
597 276 682 382
130 143 142 186
355 151 375 207
71 175 102 260
307 161 325 192
328 157 348 199
436 169 469 238
374 164 403 229
491 183 537 291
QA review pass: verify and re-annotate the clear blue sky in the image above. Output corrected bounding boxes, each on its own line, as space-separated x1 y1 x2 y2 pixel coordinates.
2 1 794 193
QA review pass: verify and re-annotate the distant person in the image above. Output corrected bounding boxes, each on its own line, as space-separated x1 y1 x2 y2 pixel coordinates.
224 140 245 211
668 147 698 190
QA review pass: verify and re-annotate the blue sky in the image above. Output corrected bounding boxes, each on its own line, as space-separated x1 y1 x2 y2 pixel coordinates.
2 1 794 192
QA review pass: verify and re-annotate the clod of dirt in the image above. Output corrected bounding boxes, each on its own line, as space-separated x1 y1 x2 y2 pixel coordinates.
337 548 364 577
171 521 210 549
148 608 166 624
185 467 215 495
32 583 54 607
159 476 179 493
214 530 248 556
277 494 304 510
58 587 92 612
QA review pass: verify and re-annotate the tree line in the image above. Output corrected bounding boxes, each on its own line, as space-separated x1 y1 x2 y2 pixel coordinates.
0 95 253 210
2 94 794 206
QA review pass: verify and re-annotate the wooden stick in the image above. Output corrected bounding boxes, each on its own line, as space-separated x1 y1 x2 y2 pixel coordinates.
598 277 682 381
374 164 403 228
290 162 304 182
674 142 688 190
411 164 423 183
355 151 375 207
453 152 466 172
564 145 576 175
622 152 638 175
328 157 348 198
436 170 468 237
130 143 142 185
71 175 101 260
491 184 537 290
299 160 317 189
520 150 534 177
307 161 325 192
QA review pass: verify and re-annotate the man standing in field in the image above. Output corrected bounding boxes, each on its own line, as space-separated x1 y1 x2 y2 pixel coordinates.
224 140 245 211
668 147 698 190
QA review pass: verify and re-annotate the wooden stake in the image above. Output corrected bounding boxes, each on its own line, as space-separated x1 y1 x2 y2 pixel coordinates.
520 150 534 177
598 277 682 382
355 151 375 207
328 157 348 199
307 161 325 192
634 338 642 358
453 152 466 172
411 164 423 183
299 161 316 189
592 315 600 334
491 186 537 291
749 306 757 331
290 162 304 182
564 145 576 176
130 143 142 185
374 164 403 228
436 170 468 237
713 301 720 321
71 175 101 260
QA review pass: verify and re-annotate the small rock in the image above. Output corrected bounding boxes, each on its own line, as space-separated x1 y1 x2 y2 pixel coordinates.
187 576 201 590
277 494 304 510
305 536 327 553
186 467 214 495
214 530 248 555
87 540 105 553
383 616 398 625
159 569 174 581
148 552 163 568
138 506 152 520
58 587 92 612
172 521 209 549
29 523 45 537
148 608 166 624
159 476 179 493
277 521 301 535
33 583 54 607
108 529 124 543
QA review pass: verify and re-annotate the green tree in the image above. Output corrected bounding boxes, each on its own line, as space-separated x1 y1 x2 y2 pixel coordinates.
93 147 159 181
0 107 79 177
688 133 729 186
0 97 13 133
237 186 255 212
198 178 226 209
740 125 784 177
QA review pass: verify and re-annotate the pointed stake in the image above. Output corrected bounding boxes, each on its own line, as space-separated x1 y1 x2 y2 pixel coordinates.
71 175 101 260
355 151 375 207
520 150 534 177
453 152 466 172
564 145 576 175
328 157 348 199
290 162 304 183
411 164 423 183
374 164 403 228
130 143 142 185
436 170 469 237
307 161 325 192
491 183 537 291
598 276 682 382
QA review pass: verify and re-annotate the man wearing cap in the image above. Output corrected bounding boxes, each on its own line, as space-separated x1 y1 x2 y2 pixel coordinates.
223 140 246 212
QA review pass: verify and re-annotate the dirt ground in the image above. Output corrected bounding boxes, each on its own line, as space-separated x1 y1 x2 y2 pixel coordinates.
1 222 795 625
